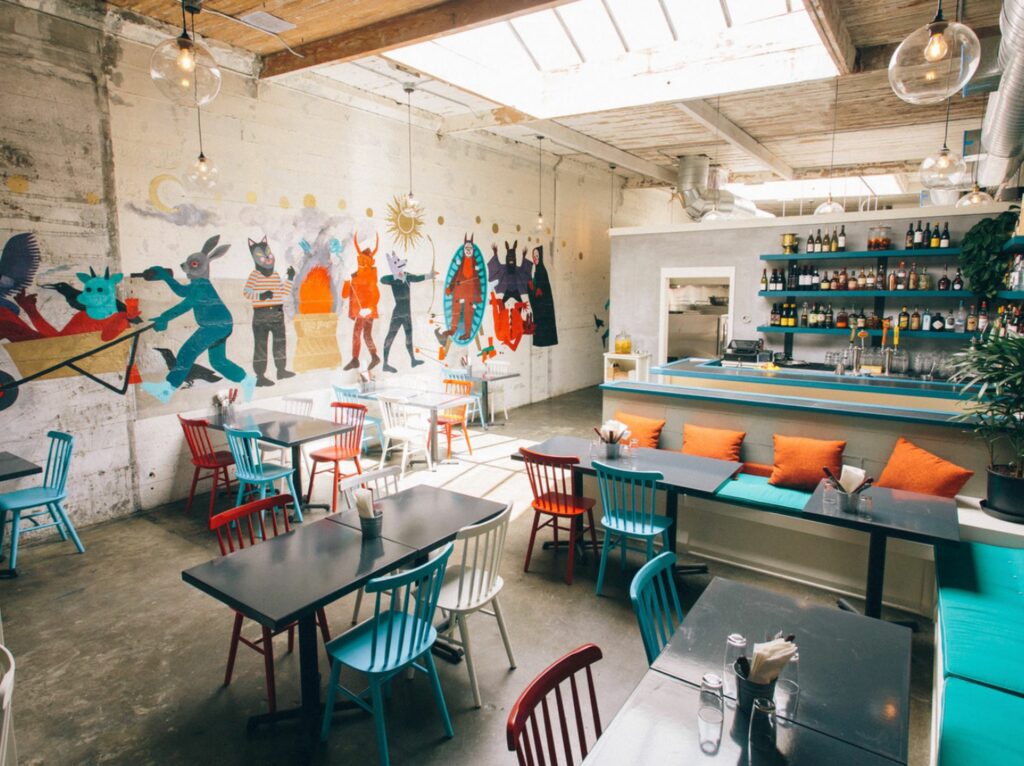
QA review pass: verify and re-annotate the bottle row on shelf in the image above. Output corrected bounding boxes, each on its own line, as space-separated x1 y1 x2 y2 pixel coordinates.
767 299 1023 335
761 261 963 293
800 221 951 254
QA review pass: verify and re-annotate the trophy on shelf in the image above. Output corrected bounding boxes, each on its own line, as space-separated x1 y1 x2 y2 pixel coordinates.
781 233 799 254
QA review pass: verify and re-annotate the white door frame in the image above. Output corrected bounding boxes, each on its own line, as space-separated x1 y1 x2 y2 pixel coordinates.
657 266 736 365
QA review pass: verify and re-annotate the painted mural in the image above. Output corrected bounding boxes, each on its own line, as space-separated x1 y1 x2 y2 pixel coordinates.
527 245 558 347
380 251 434 372
243 236 295 387
437 234 486 347
488 241 535 351
342 234 381 371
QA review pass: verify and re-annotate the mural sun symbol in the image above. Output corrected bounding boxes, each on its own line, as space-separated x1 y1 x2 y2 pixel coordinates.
385 195 425 251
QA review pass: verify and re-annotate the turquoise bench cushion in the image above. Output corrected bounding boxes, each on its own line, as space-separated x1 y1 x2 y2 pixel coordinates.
935 541 1024 696
939 677 1024 765
714 473 811 512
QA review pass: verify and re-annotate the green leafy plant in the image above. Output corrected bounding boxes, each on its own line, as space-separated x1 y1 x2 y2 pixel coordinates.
958 207 1019 299
950 332 1024 478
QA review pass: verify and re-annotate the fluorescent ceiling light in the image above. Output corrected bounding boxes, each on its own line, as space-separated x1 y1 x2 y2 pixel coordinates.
384 0 837 120
723 174 907 202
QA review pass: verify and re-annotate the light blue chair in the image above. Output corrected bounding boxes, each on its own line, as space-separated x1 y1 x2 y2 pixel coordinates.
593 461 671 597
629 551 685 664
333 385 385 454
0 431 83 569
320 543 455 765
223 427 303 523
446 369 485 428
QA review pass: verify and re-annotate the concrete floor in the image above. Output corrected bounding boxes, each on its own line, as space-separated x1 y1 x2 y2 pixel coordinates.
2 386 933 765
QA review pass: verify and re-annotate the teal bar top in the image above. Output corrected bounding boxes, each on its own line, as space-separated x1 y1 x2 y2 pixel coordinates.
652 358 967 401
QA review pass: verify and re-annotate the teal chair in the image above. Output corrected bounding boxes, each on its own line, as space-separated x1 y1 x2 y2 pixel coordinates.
320 543 455 765
446 369 485 427
629 551 685 664
593 461 671 597
223 427 303 522
0 431 83 569
333 385 385 454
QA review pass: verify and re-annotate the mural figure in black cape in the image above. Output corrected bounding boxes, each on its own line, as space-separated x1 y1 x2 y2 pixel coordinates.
527 245 557 347
380 251 435 373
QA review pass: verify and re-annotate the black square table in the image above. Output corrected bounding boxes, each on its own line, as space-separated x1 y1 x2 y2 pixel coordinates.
652 577 912 763
207 406 353 510
804 482 960 619
181 518 420 748
0 452 42 482
582 669 902 765
517 435 741 574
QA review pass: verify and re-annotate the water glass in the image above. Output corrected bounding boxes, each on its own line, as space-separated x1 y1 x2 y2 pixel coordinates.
748 698 778 762
822 483 840 512
698 673 724 754
723 633 747 699
857 494 874 514
774 653 800 723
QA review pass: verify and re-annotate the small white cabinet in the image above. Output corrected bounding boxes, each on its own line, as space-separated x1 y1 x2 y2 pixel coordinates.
603 353 651 383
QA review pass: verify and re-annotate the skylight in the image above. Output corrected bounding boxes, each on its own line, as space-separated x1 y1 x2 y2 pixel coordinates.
384 0 836 120
723 175 908 202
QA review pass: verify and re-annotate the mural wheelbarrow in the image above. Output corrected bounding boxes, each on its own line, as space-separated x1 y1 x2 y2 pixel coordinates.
0 323 154 412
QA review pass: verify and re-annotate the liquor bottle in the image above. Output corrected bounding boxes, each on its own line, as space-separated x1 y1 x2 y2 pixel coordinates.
905 222 915 249
923 222 932 249
932 310 945 332
914 220 924 248
952 268 964 291
910 307 922 331
831 270 840 291
908 262 919 291
978 300 989 332
898 306 910 330
837 225 846 251
919 265 930 291
865 266 876 289
995 305 1006 336
831 227 839 252
859 267 868 290
930 223 941 249
887 264 898 291
800 302 809 327
820 269 831 291
815 229 823 252
922 307 932 332
835 307 849 329
787 264 798 290
966 304 978 332
838 266 848 290
761 269 769 291
954 301 967 333
812 266 821 290
856 308 867 328
806 231 815 254
848 268 859 290
825 304 834 328
896 260 908 290
877 264 887 291
798 265 808 288
770 303 780 326
940 222 950 248
822 230 831 253
938 264 951 290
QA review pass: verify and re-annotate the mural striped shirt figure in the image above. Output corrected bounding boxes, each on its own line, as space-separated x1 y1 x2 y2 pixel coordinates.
243 272 290 307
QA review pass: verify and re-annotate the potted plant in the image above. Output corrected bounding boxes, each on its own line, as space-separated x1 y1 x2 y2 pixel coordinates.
951 332 1024 521
958 206 1019 298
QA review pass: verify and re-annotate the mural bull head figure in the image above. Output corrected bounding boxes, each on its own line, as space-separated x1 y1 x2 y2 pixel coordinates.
76 267 124 320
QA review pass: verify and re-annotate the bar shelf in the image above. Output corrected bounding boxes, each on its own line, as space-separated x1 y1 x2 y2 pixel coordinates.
760 248 960 262
997 290 1024 300
756 326 973 340
759 290 972 299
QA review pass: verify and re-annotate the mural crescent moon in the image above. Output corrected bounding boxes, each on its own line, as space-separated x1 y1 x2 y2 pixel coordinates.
148 174 181 214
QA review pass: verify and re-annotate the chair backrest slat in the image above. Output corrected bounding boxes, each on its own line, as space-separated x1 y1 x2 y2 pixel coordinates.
520 449 581 515
42 431 74 493
178 416 217 464
485 359 512 377
223 427 265 482
282 396 313 417
452 505 511 609
328 402 367 455
378 397 412 431
593 461 662 532
507 644 604 766
209 494 291 555
441 378 471 420
629 551 685 664
337 466 400 510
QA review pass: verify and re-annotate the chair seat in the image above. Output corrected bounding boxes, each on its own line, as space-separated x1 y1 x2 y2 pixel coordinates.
939 677 1024 764
600 513 672 537
194 449 234 469
437 415 466 427
310 445 360 463
0 486 66 512
326 611 436 674
238 463 293 482
383 426 429 443
436 565 504 612
532 491 596 516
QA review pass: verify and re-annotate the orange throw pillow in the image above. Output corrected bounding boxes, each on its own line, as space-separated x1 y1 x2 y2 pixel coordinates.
876 437 973 498
682 424 745 462
614 411 666 449
769 434 846 492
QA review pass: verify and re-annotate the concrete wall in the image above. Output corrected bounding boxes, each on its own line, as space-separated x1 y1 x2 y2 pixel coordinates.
0 1 662 525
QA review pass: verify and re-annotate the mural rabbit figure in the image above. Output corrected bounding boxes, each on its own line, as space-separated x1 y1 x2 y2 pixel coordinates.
140 235 255 403
341 233 381 371
380 250 435 373
243 236 296 387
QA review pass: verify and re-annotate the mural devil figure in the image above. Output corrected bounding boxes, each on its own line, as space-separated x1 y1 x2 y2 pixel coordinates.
342 233 381 371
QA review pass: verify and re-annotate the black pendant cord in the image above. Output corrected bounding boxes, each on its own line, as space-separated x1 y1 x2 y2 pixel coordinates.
827 77 839 187
180 0 189 36
537 136 543 219
191 13 204 158
406 89 413 198
941 96 952 150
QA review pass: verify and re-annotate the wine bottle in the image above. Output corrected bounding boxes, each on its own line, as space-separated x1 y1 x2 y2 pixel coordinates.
940 222 950 248
831 227 839 252
978 300 989 332
837 225 846 251
822 230 831 253
930 223 941 249
905 222 915 249
914 220 924 248
760 269 769 292
806 231 815 254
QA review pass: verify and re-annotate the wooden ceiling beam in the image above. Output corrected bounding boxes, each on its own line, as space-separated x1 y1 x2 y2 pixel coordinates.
260 0 575 79
672 100 795 180
804 0 856 75
439 107 535 135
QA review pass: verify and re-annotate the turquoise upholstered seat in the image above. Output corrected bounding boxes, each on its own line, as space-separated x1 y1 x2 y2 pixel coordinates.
938 677 1024 765
934 541 1024 695
714 473 811 512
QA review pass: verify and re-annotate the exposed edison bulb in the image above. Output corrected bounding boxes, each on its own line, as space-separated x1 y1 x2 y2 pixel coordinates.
955 183 995 207
923 29 949 62
185 152 218 191
814 196 845 215
400 191 419 217
176 39 196 72
888 18 979 104
534 213 544 232
919 146 966 188
150 33 221 107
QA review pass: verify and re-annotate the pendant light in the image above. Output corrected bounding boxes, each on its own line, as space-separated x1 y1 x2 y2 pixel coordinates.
400 84 420 217
956 115 994 206
919 97 966 188
184 101 217 190
150 1 221 107
815 77 845 215
608 163 617 229
534 136 545 233
888 0 980 105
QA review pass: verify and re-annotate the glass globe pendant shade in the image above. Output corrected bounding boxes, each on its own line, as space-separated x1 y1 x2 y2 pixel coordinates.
955 183 995 207
814 196 845 215
888 19 980 104
401 191 420 217
534 213 544 233
919 146 966 188
150 32 222 107
700 206 729 222
185 152 218 190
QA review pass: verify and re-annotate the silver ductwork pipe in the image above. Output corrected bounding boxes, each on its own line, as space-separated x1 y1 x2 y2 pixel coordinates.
978 0 1024 186
676 155 760 220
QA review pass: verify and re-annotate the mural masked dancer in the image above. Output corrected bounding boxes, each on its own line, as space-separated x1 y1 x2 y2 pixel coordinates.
342 233 381 371
379 251 435 373
439 234 483 344
243 236 295 387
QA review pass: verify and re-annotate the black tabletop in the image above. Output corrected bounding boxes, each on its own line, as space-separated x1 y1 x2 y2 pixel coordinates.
582 670 902 765
804 482 960 545
652 578 911 763
0 452 42 482
206 407 351 448
181 518 418 630
328 485 507 553
522 435 741 495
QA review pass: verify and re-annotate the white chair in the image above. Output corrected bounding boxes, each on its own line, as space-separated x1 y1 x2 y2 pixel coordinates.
484 359 512 421
378 397 432 476
342 467 402 624
1 644 15 766
261 396 314 476
436 505 517 708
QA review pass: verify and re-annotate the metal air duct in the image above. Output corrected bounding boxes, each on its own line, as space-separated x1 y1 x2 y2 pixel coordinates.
675 155 761 220
977 0 1024 186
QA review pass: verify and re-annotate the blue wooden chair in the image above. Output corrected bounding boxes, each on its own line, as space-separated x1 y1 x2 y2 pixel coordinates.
0 431 83 569
446 369 486 427
223 427 303 523
593 461 671 597
320 543 456 766
333 385 385 454
629 551 685 664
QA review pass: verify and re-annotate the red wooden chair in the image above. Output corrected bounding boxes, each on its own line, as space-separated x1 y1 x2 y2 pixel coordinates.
306 402 366 513
506 643 604 766
437 378 474 459
209 495 331 713
179 415 235 517
519 448 599 585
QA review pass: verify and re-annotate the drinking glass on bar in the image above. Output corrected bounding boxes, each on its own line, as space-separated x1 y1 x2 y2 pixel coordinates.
698 672 724 754
723 633 747 699
774 653 800 724
748 698 778 763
